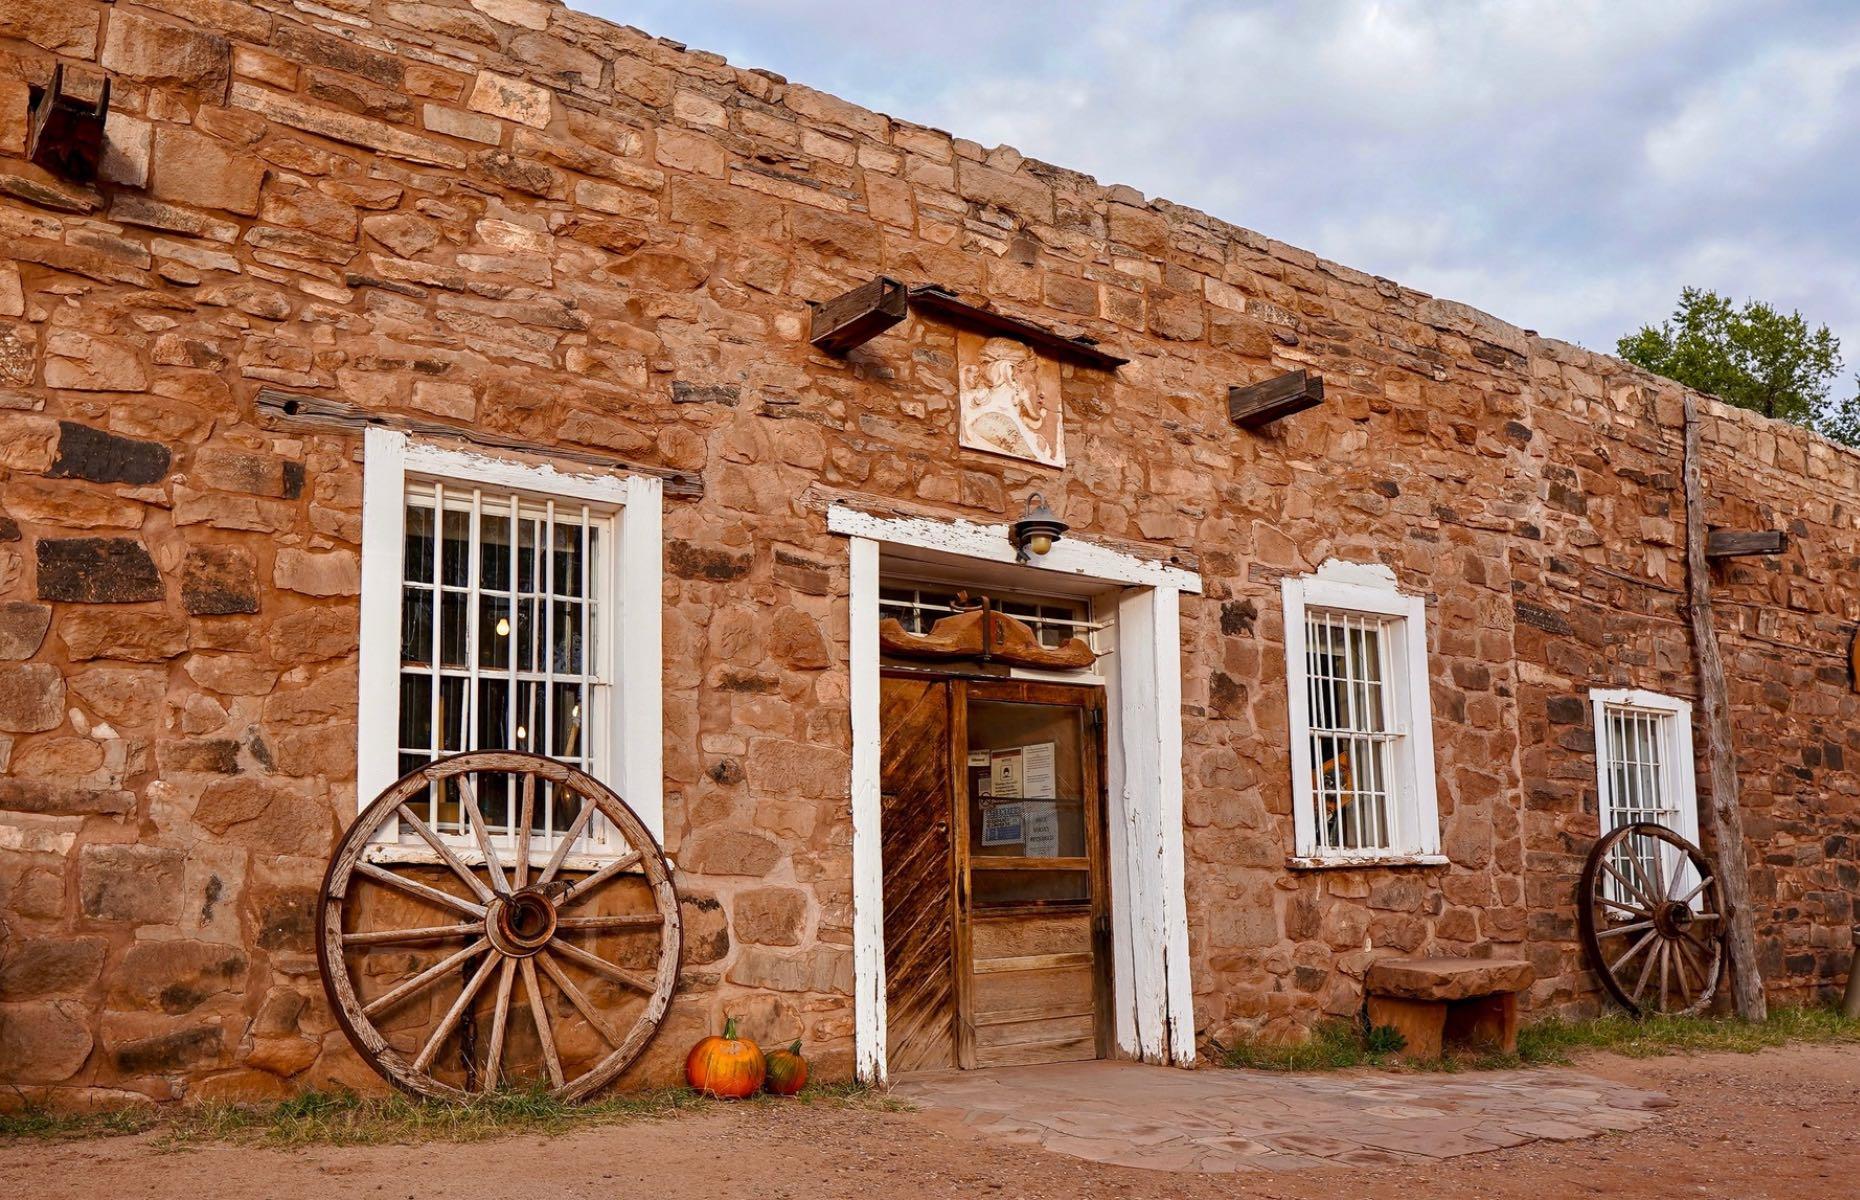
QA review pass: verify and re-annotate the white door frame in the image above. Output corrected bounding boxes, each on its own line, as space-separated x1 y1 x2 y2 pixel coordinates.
830 504 1201 1083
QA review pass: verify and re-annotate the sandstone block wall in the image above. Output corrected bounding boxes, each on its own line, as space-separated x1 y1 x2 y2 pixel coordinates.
0 0 1855 1105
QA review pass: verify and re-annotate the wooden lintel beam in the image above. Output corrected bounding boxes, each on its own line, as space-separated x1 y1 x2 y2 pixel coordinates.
253 389 705 499
27 64 111 183
809 276 907 355
1228 369 1325 430
905 285 1129 370
1705 529 1787 559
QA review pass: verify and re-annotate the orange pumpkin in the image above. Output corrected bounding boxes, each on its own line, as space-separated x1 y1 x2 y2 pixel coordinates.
685 1016 766 1099
764 1040 808 1096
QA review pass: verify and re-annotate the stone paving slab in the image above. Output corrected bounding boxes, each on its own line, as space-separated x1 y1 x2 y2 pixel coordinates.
894 1060 1673 1173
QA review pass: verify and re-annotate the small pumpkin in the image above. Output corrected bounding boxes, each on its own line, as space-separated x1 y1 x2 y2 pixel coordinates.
764 1039 808 1096
685 1016 766 1099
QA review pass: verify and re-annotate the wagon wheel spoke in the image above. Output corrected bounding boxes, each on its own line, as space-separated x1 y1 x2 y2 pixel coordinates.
1657 939 1672 1012
395 805 494 904
514 771 537 890
558 852 644 909
1675 874 1715 906
1651 841 1670 902
481 957 517 1093
536 791 600 886
520 955 565 1089
1630 938 1663 1005
362 937 491 1019
555 912 664 932
343 922 480 947
413 950 503 1073
1596 919 1654 939
1598 895 1651 919
1610 927 1660 975
456 774 510 897
354 862 487 920
1671 937 1702 998
536 950 625 1045
547 938 656 993
1602 861 1657 910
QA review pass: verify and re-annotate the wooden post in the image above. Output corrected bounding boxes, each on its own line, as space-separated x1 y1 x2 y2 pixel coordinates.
1682 393 1768 1021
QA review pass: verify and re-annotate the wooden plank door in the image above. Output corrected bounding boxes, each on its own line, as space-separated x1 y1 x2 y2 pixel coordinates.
956 680 1110 1068
879 675 958 1074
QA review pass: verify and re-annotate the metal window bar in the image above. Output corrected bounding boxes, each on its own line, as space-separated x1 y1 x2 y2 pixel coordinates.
1602 705 1681 904
1305 610 1399 854
397 484 613 856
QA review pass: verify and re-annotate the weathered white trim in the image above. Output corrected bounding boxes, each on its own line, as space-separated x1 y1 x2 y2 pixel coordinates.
356 427 409 814
827 505 1201 594
838 508 1199 1080
1282 558 1442 864
1590 687 1701 848
355 429 665 842
848 536 888 1083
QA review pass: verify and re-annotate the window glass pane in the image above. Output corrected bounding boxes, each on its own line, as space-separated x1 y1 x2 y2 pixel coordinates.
478 593 511 670
398 673 432 752
553 599 583 673
480 512 512 593
403 505 434 583
441 507 471 588
553 518 583 597
440 589 469 668
1305 610 1398 853
401 586 433 666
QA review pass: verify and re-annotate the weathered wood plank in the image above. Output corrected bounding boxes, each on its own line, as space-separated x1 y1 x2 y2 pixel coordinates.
1228 369 1325 429
1705 529 1787 558
907 285 1128 369
254 389 704 498
1682 393 1767 1021
810 276 908 354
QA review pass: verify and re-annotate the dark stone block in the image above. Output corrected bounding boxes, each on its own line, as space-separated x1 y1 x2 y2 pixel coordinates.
37 537 163 603
48 421 171 485
0 515 19 541
112 1026 222 1074
0 777 133 815
181 545 259 615
281 461 305 500
1545 695 1587 724
1219 599 1257 636
672 381 741 406
667 539 750 582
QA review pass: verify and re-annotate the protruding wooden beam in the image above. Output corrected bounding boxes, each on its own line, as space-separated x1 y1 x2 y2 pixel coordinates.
906 285 1128 369
809 276 908 355
27 64 111 183
1228 369 1325 430
1705 529 1787 559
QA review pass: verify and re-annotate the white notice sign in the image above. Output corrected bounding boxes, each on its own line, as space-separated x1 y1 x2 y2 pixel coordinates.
989 750 1023 800
1021 742 1056 800
1023 801 1060 857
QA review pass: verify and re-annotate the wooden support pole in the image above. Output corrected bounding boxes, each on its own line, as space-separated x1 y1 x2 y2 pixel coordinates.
1227 369 1326 430
1704 529 1787 559
809 276 907 355
1682 393 1768 1021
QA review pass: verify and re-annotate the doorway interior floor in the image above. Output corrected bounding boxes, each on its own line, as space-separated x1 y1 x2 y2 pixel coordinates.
891 1059 1674 1173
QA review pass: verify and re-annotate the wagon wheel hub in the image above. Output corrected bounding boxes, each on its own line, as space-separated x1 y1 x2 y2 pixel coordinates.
487 889 559 957
1653 900 1695 939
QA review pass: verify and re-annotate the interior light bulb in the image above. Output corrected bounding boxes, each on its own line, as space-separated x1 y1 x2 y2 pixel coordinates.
516 725 528 742
1028 533 1054 556
495 617 511 637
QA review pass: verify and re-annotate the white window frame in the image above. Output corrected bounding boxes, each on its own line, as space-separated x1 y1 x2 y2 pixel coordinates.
1590 688 1700 846
1282 559 1442 866
356 427 665 854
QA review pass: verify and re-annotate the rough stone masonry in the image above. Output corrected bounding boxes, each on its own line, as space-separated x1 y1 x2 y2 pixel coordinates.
0 0 1856 1107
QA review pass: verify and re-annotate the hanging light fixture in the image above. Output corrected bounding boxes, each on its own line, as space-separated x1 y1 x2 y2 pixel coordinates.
1011 492 1068 563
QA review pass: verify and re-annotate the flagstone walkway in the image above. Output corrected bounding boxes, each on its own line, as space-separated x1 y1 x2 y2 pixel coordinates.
893 1059 1675 1173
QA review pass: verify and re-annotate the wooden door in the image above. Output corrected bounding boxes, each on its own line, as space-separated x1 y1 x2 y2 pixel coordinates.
956 680 1110 1068
879 676 958 1074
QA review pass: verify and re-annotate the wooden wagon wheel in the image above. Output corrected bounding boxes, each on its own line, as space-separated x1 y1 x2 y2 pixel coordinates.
317 751 681 1102
1578 821 1725 1017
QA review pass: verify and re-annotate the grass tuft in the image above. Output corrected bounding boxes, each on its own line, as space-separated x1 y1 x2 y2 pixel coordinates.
0 1081 903 1148
1217 1003 1860 1074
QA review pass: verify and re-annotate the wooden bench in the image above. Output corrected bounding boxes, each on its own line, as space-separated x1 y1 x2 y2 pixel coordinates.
1365 957 1534 1060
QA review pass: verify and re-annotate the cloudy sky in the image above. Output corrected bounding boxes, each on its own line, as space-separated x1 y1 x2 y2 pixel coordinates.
587 1 1859 368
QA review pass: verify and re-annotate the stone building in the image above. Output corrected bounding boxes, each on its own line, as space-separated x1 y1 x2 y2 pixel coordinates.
0 0 1855 1107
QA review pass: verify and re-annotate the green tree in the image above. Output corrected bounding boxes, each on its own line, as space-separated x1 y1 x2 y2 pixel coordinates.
1617 287 1853 443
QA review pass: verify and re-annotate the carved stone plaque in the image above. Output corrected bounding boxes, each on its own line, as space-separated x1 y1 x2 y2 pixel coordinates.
957 331 1065 468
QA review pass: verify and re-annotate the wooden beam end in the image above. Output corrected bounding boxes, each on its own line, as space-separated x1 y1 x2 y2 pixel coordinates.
1704 529 1788 559
1228 369 1325 430
809 276 908 355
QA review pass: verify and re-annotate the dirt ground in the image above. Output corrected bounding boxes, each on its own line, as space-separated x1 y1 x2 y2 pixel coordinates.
2 1043 1855 1199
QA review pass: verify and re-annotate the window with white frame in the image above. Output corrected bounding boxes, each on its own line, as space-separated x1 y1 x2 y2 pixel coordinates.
1591 689 1700 903
357 428 665 854
1282 560 1441 863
